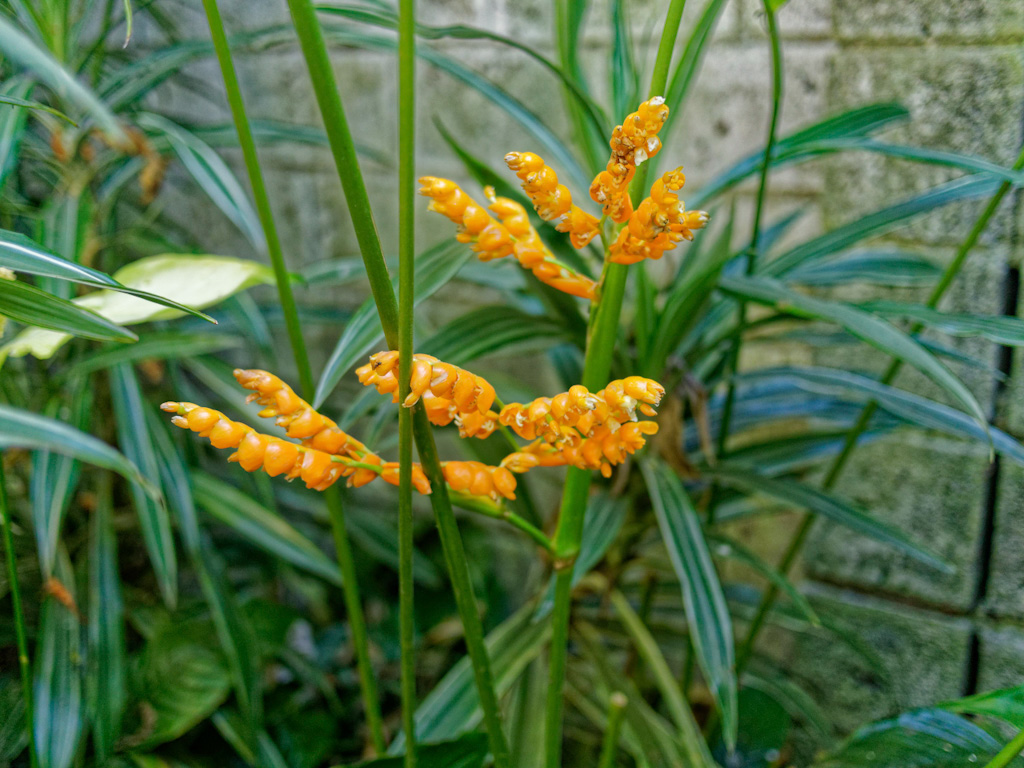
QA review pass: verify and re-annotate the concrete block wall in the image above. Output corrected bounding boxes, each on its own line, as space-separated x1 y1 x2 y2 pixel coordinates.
155 0 1024 751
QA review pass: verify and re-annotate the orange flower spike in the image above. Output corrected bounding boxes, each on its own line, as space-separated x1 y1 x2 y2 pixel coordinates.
236 432 271 472
503 152 600 248
492 467 517 500
404 357 435 407
262 440 300 477
381 463 432 495
349 454 382 488
419 177 515 260
443 462 473 492
500 452 541 473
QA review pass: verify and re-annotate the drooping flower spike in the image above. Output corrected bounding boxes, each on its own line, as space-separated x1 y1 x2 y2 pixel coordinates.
503 152 601 248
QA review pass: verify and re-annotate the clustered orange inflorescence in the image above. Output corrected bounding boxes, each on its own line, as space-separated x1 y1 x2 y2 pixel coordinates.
497 376 664 477
608 169 710 265
503 152 601 248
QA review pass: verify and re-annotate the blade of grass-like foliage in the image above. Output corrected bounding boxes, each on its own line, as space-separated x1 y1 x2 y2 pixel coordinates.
193 119 391 165
711 463 951 571
87 477 124 765
764 175 1002 276
388 606 550 753
0 403 153 490
110 364 178 607
692 103 910 206
743 663 830 737
0 230 215 321
661 0 729 138
301 255 367 285
861 300 1024 345
319 26 590 190
33 551 83 768
0 94 74 123
707 533 819 625
0 16 129 143
785 249 941 287
317 4 610 141
719 430 889 479
137 113 266 251
359 735 489 768
192 473 343 586
314 240 469 407
939 685 1024 728
609 0 639 121
420 306 567 364
68 333 239 379
0 78 32 188
720 274 988 427
740 366 1024 463
640 458 738 750
0 279 136 343
0 680 28 763
608 589 718 761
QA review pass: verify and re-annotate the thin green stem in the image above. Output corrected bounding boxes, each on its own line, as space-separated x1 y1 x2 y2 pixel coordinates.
713 0 783 477
736 140 1024 672
1 462 39 768
543 3 687 765
284 2 507 761
397 0 417 761
597 692 628 768
205 0 385 750
982 726 1024 768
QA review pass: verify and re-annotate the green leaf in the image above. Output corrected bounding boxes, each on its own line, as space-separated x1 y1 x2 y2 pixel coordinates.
0 678 27 761
110 364 178 607
2 254 273 361
420 306 567 365
68 333 240 379
661 0 730 140
720 275 988 428
192 473 343 586
314 240 470 407
785 250 942 287
814 708 1011 768
863 300 1024 345
609 0 639 121
0 78 33 188
137 113 266 251
0 93 75 123
764 175 1002 276
33 552 84 768
766 0 791 10
354 734 489 768
0 15 129 143
0 403 152 490
743 662 830 737
0 278 137 343
388 605 550 753
711 464 952 572
87 479 125 765
640 459 737 750
0 229 215 320
939 685 1024 728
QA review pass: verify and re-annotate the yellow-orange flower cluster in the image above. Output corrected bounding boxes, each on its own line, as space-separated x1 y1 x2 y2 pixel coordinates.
608 169 709 265
589 97 670 223
419 177 597 300
504 152 600 248
442 461 518 501
357 351 499 439
498 376 665 477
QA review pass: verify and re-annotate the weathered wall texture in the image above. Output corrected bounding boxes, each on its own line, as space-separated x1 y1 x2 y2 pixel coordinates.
161 0 1024 749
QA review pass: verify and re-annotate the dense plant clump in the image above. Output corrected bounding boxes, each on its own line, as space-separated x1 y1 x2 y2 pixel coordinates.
2 0 1024 767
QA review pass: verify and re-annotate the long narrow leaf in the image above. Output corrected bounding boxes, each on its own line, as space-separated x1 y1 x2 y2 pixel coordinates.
0 278 136 343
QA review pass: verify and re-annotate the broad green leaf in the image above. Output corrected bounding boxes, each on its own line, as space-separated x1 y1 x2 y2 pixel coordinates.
641 459 737 750
939 685 1024 728
388 605 550 753
110 364 178 607
87 479 125 764
0 16 129 142
0 229 214 320
0 403 153 491
356 735 489 768
33 552 83 768
813 708 1012 768
137 113 265 250
785 250 941 287
420 306 567 365
0 278 136 343
314 240 469 407
764 175 1002 276
720 275 988 428
863 300 1024 345
2 254 273 361
192 473 343 586
711 464 951 572
0 93 75 123
740 366 1024 465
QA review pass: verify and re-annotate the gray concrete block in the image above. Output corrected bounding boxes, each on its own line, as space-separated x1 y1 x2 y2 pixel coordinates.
976 624 1024 692
824 47 1024 247
741 0 834 41
835 0 1024 44
984 464 1024 620
804 432 989 611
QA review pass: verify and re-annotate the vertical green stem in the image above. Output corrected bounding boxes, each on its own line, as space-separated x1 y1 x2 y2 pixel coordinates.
283 2 508 762
397 0 417 762
736 141 1024 671
597 692 628 768
714 1 783 470
0 462 39 768
543 3 687 765
982 726 1024 768
204 0 385 751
